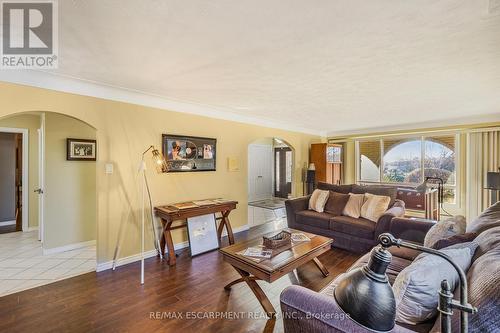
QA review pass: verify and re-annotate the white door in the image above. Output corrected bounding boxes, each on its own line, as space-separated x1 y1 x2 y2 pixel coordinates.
248 144 273 202
36 115 45 242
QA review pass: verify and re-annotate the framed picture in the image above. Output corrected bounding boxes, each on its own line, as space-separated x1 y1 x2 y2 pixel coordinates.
186 214 219 256
67 138 97 161
162 134 216 172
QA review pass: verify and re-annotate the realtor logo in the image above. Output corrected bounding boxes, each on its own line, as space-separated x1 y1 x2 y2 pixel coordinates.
1 0 58 68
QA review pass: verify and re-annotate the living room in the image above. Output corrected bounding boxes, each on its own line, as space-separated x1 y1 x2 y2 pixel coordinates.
0 1 499 333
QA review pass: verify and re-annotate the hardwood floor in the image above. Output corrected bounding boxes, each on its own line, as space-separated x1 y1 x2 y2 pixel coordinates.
0 221 360 333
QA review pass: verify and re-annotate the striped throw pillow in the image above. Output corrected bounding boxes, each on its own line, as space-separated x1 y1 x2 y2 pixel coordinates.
360 193 391 222
308 189 330 213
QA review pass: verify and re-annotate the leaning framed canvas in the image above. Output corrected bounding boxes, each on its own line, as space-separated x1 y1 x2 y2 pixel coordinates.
162 134 216 172
67 138 97 161
186 214 219 256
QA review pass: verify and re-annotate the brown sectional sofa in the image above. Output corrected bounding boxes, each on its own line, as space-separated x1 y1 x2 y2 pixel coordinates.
285 182 406 253
280 202 500 332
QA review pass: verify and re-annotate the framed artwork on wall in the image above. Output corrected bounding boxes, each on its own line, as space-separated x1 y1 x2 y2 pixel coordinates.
186 214 219 256
162 134 216 172
67 138 97 161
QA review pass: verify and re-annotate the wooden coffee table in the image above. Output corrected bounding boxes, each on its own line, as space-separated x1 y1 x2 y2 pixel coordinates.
220 228 333 318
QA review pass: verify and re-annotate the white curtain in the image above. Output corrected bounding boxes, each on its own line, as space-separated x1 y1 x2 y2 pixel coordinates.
466 130 500 221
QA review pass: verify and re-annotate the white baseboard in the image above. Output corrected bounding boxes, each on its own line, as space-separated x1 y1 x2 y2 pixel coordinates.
96 224 249 272
43 240 96 255
25 226 39 232
0 220 16 226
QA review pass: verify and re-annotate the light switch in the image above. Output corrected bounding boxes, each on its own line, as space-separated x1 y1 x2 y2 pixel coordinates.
105 163 114 174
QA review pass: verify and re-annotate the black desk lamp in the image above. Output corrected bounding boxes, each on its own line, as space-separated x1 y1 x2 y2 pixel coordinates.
486 168 500 206
334 233 477 333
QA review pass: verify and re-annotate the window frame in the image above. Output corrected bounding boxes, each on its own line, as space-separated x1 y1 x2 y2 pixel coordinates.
355 133 460 206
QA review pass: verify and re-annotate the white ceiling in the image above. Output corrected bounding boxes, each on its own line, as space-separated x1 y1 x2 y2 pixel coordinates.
2 0 500 136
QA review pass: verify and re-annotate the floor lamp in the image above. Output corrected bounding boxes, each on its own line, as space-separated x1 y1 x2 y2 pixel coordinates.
140 145 167 284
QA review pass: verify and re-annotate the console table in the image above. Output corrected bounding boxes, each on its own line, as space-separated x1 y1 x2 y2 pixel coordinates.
154 200 238 266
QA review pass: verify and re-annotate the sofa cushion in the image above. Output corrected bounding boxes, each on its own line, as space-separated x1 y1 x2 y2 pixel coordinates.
465 247 500 332
466 201 500 234
296 210 332 229
431 232 478 250
388 245 421 261
342 193 365 218
393 245 474 325
330 215 376 239
324 191 350 216
472 225 500 261
423 215 466 248
352 184 397 207
360 193 391 222
308 189 330 213
317 182 352 194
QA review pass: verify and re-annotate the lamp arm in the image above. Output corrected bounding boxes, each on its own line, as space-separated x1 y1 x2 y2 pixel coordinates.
379 233 477 333
142 145 154 156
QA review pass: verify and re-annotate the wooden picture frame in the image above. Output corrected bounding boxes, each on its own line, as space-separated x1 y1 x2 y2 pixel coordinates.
162 134 216 172
66 138 97 161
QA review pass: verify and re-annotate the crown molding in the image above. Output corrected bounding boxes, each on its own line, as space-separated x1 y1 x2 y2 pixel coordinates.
327 113 500 138
0 70 326 137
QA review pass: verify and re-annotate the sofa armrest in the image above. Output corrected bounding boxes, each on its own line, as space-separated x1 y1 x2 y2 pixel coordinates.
280 285 371 333
389 217 436 244
374 202 406 238
285 196 310 229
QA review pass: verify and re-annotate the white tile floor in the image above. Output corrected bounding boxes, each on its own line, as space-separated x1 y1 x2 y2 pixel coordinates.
0 231 96 297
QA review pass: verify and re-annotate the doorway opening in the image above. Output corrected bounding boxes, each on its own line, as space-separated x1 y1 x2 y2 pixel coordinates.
0 130 27 234
247 138 295 227
0 112 97 297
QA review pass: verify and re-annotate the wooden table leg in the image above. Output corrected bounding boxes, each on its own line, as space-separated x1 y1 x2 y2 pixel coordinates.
163 219 176 266
224 276 260 290
232 267 276 318
159 219 166 258
312 257 329 277
222 210 234 245
217 210 235 245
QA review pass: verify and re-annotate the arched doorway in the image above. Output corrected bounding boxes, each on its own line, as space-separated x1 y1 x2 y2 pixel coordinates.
0 111 97 297
247 137 295 227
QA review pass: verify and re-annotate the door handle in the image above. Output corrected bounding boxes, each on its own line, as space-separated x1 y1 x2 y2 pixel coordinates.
34 188 44 194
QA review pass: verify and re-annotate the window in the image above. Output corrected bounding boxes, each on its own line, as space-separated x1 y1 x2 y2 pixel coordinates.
357 134 458 204
359 140 381 182
383 139 421 183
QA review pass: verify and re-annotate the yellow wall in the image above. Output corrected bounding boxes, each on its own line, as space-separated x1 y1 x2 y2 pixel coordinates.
44 113 97 249
0 114 40 228
0 82 321 265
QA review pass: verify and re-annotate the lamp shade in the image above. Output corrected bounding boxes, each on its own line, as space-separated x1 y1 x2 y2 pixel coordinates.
486 172 500 190
334 246 396 332
151 148 168 173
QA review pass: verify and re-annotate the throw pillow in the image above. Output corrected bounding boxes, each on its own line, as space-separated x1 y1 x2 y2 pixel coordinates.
360 193 391 222
324 191 350 216
308 189 330 213
431 232 478 250
342 193 365 218
393 245 474 325
424 215 467 248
